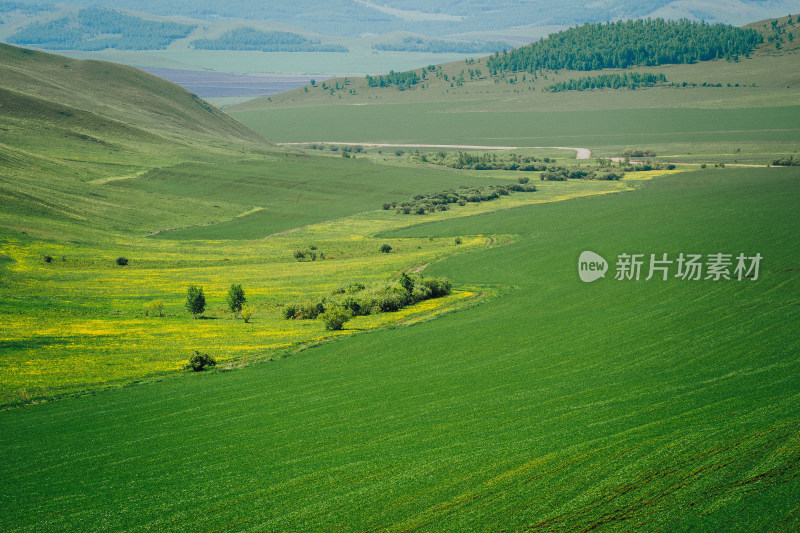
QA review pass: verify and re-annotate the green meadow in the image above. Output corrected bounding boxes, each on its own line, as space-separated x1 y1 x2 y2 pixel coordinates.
233 102 800 157
2 167 799 530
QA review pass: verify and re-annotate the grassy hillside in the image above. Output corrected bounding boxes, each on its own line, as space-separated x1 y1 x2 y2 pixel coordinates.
0 43 265 147
2 167 798 530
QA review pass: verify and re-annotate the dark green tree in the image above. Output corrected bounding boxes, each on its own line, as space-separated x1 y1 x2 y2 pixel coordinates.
399 272 415 294
186 285 206 319
226 283 246 316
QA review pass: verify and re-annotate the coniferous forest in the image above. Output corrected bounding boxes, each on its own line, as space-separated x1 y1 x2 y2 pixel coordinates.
486 19 763 74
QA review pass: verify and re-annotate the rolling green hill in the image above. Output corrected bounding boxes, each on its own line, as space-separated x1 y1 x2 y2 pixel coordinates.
2 167 798 530
0 43 265 147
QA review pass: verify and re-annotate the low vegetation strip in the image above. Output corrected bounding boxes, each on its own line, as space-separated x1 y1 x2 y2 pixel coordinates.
385 182 537 215
283 275 452 330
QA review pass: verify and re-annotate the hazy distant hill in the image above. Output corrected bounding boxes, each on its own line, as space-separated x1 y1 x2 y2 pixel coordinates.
5 0 800 36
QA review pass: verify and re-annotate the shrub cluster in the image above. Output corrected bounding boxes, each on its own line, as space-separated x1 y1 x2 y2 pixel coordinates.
540 160 675 181
284 275 452 323
385 183 536 215
623 149 657 158
540 167 625 181
771 156 800 166
410 151 554 171
185 350 216 372
619 161 676 172
293 249 324 261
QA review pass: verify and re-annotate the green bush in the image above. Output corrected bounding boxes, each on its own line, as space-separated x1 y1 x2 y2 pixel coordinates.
185 350 216 372
321 307 352 330
240 305 253 323
411 284 432 302
380 243 392 253
144 300 164 317
116 257 129 266
419 278 452 298
282 304 298 319
376 286 412 312
297 301 325 319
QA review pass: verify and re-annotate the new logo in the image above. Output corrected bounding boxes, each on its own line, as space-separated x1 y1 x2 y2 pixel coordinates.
579 251 608 283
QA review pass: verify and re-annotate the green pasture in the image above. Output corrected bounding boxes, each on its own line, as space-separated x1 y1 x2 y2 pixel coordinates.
2 167 798 530
232 102 800 160
126 155 519 240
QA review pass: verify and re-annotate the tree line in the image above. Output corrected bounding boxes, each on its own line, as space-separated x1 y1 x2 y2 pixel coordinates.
192 28 348 53
486 19 763 74
366 70 421 89
8 8 195 50
384 181 537 215
544 72 668 92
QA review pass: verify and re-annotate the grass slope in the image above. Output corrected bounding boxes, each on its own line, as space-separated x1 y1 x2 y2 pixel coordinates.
1 167 798 530
0 43 263 147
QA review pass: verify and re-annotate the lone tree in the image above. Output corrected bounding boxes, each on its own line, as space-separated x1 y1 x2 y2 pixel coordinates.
226 283 246 316
186 285 206 319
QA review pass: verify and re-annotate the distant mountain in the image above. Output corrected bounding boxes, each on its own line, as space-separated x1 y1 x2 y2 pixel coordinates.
5 0 799 36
